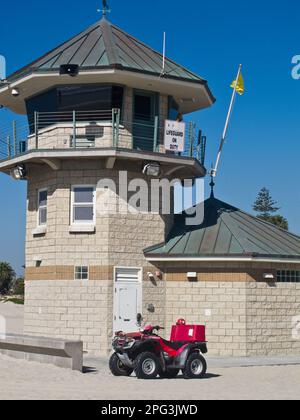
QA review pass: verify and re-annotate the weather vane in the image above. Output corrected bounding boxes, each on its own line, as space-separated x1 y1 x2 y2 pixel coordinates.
97 0 111 17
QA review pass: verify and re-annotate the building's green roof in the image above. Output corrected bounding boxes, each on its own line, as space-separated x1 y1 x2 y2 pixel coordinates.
144 196 300 259
7 17 214 92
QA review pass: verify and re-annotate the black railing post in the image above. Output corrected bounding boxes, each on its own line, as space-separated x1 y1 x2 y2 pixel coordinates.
153 116 159 152
34 111 39 150
73 111 77 148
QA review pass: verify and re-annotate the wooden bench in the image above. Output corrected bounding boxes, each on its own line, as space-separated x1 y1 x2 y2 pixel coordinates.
0 334 83 371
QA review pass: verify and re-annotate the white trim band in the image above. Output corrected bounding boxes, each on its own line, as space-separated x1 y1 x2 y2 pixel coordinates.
145 256 300 264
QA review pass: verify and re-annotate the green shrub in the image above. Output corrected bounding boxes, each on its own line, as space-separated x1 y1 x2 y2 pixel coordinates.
12 277 25 296
0 262 16 295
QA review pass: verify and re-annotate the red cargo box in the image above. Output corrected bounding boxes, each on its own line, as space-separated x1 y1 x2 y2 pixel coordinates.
170 324 206 343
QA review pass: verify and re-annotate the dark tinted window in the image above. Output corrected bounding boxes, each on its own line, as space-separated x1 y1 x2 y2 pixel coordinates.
168 97 179 120
57 85 123 111
134 95 152 121
26 85 124 132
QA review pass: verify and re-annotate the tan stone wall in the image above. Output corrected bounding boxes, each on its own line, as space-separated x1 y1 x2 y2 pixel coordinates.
246 282 300 356
28 124 115 150
24 280 113 355
26 165 172 268
25 162 172 352
24 270 166 354
161 263 300 356
165 281 247 357
25 266 114 281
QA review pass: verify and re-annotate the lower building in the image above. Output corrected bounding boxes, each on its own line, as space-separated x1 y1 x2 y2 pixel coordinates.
25 194 300 356
144 196 300 356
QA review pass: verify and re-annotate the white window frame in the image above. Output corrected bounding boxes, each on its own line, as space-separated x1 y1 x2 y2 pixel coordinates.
37 188 48 227
71 185 96 225
277 270 300 283
74 266 89 281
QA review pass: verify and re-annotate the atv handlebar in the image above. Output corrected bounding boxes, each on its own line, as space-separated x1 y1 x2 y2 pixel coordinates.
143 326 165 335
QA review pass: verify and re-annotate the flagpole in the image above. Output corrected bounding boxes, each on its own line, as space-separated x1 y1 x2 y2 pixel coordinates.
212 64 242 177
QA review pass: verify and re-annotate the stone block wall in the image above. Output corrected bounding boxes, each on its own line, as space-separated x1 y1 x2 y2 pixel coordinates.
165 281 247 356
24 162 173 354
24 269 166 355
161 262 300 356
246 282 300 356
26 165 172 268
24 280 113 354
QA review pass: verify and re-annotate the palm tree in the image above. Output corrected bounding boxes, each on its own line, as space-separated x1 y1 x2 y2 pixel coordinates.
0 262 16 295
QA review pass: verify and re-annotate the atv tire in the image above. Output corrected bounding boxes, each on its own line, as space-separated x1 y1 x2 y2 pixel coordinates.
159 369 180 379
134 352 160 379
183 353 207 379
109 353 133 377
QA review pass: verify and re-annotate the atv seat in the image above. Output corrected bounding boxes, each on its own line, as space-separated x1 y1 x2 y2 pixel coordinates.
162 339 188 350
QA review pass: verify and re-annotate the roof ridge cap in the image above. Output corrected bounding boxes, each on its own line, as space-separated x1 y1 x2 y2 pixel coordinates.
100 17 120 66
219 211 247 253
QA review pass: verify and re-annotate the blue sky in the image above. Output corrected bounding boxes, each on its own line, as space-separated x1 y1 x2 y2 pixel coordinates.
0 0 300 274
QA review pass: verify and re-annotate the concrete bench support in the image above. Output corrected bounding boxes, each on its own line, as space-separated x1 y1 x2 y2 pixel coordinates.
0 334 83 371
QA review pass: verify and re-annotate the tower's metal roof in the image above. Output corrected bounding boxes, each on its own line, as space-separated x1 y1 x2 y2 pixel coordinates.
7 18 213 90
144 197 300 259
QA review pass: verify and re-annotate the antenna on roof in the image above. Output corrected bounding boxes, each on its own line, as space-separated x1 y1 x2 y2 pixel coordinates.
97 0 111 17
160 32 166 77
209 164 215 198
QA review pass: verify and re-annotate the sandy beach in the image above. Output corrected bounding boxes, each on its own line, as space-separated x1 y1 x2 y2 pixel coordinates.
0 301 24 335
0 301 299 400
0 353 299 400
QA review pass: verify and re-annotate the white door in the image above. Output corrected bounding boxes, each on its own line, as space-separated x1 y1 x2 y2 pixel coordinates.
114 268 142 332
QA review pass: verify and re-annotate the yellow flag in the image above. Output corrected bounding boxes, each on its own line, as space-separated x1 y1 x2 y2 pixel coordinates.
230 72 244 95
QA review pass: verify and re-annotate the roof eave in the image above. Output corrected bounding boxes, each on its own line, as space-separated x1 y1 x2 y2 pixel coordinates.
4 65 214 92
144 253 300 263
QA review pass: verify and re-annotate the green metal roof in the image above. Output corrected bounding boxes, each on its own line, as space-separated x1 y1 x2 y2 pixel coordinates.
7 17 214 93
144 196 300 259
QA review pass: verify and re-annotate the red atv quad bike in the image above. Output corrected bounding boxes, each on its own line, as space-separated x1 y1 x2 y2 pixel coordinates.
109 319 207 379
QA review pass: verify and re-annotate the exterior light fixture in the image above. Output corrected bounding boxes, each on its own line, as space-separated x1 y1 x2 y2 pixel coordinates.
11 88 20 97
10 165 27 180
187 272 198 282
263 273 275 280
142 163 160 177
147 272 155 281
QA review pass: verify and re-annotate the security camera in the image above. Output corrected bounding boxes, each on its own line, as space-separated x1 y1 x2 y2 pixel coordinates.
11 88 20 97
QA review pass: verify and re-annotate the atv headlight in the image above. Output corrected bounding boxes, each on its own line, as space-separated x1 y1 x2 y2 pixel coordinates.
124 337 135 349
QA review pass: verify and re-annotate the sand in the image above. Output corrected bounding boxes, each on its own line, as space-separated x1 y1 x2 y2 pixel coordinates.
0 301 24 335
0 353 299 400
0 301 299 400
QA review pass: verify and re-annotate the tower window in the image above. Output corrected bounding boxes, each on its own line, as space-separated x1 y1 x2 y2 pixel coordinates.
71 186 95 224
26 84 124 133
38 189 47 226
75 266 89 280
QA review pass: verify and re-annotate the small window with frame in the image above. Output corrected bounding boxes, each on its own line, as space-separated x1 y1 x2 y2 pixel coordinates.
38 189 48 226
75 266 89 280
71 186 95 224
277 270 300 283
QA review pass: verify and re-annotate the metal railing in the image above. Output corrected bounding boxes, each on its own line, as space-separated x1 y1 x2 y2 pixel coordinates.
0 109 207 164
0 118 30 160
